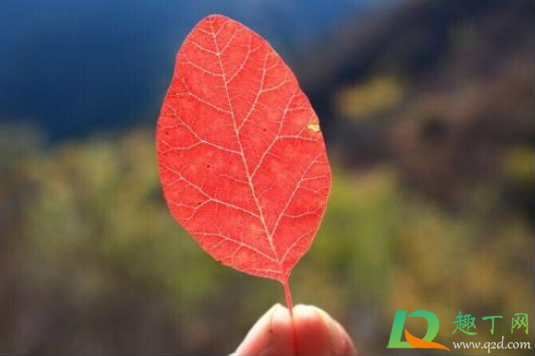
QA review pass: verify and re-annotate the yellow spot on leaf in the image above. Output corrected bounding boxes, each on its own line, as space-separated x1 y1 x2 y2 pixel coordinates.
307 123 321 133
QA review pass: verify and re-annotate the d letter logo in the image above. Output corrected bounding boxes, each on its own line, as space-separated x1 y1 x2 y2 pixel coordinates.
387 310 450 351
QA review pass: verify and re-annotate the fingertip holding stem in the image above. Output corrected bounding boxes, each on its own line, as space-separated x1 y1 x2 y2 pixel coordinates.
233 303 356 356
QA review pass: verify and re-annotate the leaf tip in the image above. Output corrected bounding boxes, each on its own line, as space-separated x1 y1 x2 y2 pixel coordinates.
202 13 234 24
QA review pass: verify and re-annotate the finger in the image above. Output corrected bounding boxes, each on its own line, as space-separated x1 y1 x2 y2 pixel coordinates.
233 304 294 356
292 305 332 355
316 308 357 355
293 305 357 355
259 305 294 355
233 304 279 356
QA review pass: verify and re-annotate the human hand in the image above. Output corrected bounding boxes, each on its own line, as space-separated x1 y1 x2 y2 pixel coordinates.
232 304 357 355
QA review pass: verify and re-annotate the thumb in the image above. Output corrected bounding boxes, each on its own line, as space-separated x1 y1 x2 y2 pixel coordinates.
293 305 357 355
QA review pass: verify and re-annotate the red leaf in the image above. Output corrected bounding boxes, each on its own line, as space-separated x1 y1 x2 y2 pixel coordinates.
156 14 331 306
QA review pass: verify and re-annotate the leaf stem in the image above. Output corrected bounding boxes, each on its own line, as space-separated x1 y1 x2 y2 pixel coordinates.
282 278 299 355
282 279 294 312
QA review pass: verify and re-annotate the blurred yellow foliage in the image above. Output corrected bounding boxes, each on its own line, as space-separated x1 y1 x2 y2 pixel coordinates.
0 127 532 354
335 76 404 119
503 146 534 188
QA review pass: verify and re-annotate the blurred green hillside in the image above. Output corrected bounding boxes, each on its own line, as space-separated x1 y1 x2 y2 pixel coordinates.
0 128 531 353
0 0 532 354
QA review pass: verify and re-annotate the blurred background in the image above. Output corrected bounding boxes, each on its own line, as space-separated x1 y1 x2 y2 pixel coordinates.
0 0 533 354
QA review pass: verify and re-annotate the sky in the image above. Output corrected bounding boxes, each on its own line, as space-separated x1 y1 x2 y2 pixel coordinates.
0 0 387 139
